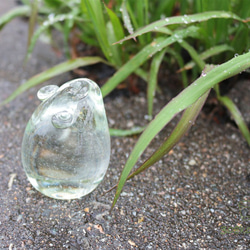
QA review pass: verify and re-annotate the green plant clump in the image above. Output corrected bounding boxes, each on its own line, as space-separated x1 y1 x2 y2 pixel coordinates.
0 0 250 207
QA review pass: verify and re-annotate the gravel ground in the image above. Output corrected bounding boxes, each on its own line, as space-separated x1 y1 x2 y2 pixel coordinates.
0 1 249 249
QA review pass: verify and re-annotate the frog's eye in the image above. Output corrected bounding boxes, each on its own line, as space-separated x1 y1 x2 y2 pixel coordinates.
37 85 59 101
51 110 73 129
69 80 89 100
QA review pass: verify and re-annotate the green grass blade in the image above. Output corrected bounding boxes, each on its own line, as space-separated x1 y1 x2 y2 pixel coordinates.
147 49 167 118
155 27 174 36
217 95 250 146
134 68 148 82
106 22 123 67
126 90 210 181
178 40 205 71
158 27 205 72
111 51 250 208
26 12 83 59
84 0 113 62
105 5 125 41
101 26 200 97
125 0 149 46
179 45 234 72
115 11 243 44
105 4 128 66
107 89 210 195
143 0 149 26
0 6 31 30
27 0 38 52
121 0 134 35
0 57 107 106
109 126 145 137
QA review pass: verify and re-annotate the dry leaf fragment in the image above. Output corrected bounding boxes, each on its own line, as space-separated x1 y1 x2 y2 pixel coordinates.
84 207 90 213
128 239 137 247
94 224 104 234
137 217 144 223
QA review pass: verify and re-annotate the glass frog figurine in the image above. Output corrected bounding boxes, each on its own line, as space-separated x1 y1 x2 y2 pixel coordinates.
21 78 110 199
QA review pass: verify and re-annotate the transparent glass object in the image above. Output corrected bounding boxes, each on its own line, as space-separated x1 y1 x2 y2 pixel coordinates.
21 78 110 199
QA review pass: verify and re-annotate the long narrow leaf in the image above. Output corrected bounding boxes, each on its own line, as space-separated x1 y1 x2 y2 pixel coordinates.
115 11 243 44
84 0 113 62
101 26 200 97
178 40 205 71
108 89 210 195
217 95 250 146
127 90 210 180
26 12 83 59
111 51 250 208
134 68 148 82
178 44 234 72
0 6 31 30
147 49 167 117
158 27 206 72
106 22 123 67
121 0 134 36
0 57 107 106
27 0 38 50
105 5 125 41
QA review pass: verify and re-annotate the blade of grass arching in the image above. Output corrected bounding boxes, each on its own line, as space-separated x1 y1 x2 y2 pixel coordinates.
218 95 250 146
101 26 200 97
111 52 250 208
27 0 38 52
147 49 167 118
156 27 174 36
0 5 31 30
134 68 148 82
178 40 205 71
109 126 145 137
115 11 243 44
26 12 84 59
214 84 250 146
178 44 234 72
0 57 108 106
156 27 206 72
127 90 210 180
108 89 210 194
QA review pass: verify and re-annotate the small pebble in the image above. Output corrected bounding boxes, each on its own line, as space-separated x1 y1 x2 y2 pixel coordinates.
180 210 186 215
188 159 197 166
